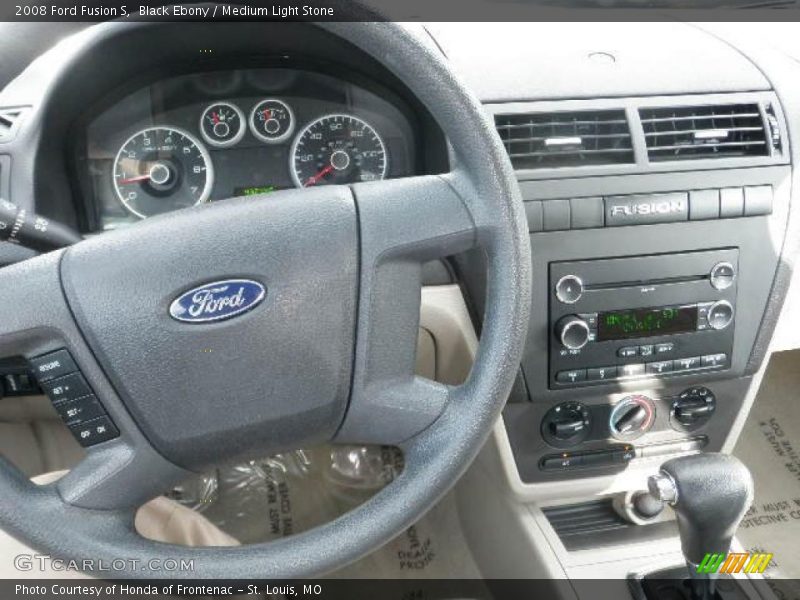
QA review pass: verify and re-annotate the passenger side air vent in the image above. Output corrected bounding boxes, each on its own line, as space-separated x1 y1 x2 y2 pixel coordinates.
640 103 772 162
495 110 634 169
0 108 25 142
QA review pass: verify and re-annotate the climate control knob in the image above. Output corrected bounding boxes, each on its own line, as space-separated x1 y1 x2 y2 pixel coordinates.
556 315 591 350
671 387 716 431
541 401 592 449
609 395 655 441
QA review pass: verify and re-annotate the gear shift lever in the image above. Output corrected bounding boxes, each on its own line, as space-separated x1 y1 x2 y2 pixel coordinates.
648 453 754 600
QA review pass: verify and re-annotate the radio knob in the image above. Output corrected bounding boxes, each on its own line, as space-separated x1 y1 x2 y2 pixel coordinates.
709 261 736 291
556 315 591 350
707 300 734 330
555 275 584 304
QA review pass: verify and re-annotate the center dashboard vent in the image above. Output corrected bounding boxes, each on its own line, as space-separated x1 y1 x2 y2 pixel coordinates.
639 103 773 162
0 108 25 143
495 109 634 169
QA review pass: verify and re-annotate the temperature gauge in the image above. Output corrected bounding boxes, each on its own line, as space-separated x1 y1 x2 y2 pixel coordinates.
200 102 245 148
249 99 295 144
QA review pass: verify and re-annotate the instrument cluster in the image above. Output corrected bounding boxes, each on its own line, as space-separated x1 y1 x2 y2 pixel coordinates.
81 68 419 229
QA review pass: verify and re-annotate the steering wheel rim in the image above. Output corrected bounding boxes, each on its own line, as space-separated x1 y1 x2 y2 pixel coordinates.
0 20 531 578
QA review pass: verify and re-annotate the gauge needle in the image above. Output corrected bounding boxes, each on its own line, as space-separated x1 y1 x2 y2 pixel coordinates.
212 112 220 124
304 164 334 187
118 174 151 184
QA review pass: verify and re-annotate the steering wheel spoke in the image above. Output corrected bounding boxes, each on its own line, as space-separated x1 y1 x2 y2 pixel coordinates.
334 174 478 445
352 173 478 263
0 251 192 513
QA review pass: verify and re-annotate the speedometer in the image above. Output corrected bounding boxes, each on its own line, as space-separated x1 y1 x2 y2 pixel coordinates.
113 127 213 219
289 114 387 188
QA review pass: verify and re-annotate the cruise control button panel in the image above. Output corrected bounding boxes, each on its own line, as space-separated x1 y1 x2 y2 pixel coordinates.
53 395 106 425
28 349 119 447
71 416 120 447
39 372 93 404
29 350 78 382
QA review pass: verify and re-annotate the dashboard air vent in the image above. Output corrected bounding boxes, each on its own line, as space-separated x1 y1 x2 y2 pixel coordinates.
0 108 25 142
495 110 634 169
640 103 771 162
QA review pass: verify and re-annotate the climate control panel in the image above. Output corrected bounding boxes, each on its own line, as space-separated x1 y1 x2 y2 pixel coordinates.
534 387 715 474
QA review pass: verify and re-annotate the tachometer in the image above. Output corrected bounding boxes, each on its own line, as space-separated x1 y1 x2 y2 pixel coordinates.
290 114 387 188
113 127 214 219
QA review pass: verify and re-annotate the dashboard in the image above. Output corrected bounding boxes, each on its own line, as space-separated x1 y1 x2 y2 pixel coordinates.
2 21 800 504
78 67 420 230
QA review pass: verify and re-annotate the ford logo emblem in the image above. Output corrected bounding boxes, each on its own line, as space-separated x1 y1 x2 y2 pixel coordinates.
169 279 266 323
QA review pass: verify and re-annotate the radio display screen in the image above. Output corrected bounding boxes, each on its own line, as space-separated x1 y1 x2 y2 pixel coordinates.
597 305 698 341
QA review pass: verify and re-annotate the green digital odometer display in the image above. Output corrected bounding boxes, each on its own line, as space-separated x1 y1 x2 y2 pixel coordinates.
597 305 697 341
234 185 277 197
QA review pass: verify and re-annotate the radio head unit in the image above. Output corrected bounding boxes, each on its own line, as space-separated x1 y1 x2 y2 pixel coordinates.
549 249 737 388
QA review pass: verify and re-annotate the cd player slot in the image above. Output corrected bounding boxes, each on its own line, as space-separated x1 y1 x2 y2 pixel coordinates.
585 274 706 292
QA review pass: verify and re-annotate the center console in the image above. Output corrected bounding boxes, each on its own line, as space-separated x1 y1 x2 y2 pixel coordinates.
459 90 792 487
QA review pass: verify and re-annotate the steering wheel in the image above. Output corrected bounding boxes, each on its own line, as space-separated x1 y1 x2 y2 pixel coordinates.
0 21 531 578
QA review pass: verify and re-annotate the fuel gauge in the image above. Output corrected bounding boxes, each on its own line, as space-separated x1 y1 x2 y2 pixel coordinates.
249 99 295 144
200 102 245 148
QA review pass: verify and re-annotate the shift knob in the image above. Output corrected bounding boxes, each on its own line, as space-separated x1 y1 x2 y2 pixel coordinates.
648 453 753 566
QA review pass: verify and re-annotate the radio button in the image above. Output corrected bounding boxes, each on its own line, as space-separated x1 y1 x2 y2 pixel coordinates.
579 313 598 328
618 346 639 358
587 366 617 381
697 302 713 330
674 356 702 371
655 342 675 355
708 300 734 330
618 363 645 378
555 275 583 304
639 345 655 358
647 360 673 374
702 353 728 368
556 369 587 384
709 262 736 291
